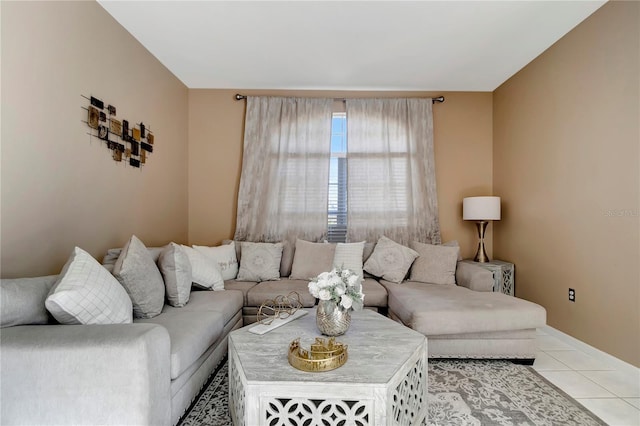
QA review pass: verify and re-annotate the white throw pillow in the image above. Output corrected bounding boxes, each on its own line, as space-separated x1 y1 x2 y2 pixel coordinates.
364 236 419 283
158 243 192 307
181 245 224 290
113 235 165 319
193 242 239 280
45 247 133 325
333 241 365 281
236 242 283 282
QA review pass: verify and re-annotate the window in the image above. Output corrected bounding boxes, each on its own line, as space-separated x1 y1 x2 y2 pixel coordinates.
327 112 347 242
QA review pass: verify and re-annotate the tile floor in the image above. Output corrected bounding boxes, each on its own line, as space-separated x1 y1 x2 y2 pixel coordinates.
534 329 640 425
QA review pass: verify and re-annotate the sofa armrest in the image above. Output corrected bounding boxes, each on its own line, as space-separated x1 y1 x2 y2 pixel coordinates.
1 323 171 426
455 262 495 292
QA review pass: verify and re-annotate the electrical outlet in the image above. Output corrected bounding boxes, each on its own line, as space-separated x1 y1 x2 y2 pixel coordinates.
568 288 575 302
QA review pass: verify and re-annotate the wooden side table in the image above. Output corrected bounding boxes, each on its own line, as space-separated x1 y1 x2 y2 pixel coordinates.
460 259 515 296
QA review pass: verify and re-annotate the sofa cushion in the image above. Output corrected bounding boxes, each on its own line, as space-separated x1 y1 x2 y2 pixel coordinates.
364 236 419 283
181 245 224 290
163 289 243 325
237 242 283 282
136 310 223 379
158 243 192 307
193 242 239 280
409 241 459 285
455 262 495 292
333 241 365 281
290 239 336 280
223 280 258 305
361 278 387 307
380 280 546 336
46 247 133 325
1 275 57 327
113 235 165 318
246 279 317 307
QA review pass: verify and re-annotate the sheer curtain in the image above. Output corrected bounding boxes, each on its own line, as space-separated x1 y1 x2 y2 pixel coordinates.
234 96 333 243
344 98 441 245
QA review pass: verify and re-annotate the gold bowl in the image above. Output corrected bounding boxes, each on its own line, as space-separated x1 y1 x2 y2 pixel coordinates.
288 337 348 372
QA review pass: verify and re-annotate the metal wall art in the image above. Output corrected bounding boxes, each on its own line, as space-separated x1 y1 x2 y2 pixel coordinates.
82 94 155 169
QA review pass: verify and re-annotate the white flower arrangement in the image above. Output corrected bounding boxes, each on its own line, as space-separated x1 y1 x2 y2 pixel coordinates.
308 268 365 311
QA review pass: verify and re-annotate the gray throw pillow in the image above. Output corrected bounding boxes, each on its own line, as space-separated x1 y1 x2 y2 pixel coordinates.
279 240 295 278
289 239 336 280
1 275 57 327
113 235 165 318
46 247 133 325
442 240 464 261
228 239 295 279
102 246 164 266
364 236 419 283
409 241 460 285
158 243 192 307
236 242 283 282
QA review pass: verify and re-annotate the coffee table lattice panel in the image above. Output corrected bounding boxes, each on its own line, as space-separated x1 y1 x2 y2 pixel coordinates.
229 356 245 426
391 355 426 424
264 398 370 426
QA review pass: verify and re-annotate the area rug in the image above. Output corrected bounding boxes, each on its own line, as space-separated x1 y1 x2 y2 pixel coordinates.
179 358 606 426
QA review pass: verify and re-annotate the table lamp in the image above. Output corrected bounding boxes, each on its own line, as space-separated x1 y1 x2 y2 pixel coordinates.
463 196 501 263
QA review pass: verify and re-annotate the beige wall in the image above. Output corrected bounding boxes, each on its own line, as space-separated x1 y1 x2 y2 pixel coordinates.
493 1 639 366
188 90 493 257
1 1 189 278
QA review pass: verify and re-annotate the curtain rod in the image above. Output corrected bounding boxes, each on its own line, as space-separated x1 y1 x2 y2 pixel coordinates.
234 94 445 104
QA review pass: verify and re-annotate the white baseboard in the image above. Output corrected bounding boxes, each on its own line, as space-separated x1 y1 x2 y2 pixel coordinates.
541 325 639 375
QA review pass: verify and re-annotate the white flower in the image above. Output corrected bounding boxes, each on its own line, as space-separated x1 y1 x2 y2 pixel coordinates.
329 275 342 287
316 280 330 289
308 281 319 298
347 274 360 287
318 289 332 301
340 295 353 310
317 271 331 281
309 268 365 311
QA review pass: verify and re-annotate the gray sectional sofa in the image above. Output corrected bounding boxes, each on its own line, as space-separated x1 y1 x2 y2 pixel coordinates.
1 275 243 426
0 238 546 426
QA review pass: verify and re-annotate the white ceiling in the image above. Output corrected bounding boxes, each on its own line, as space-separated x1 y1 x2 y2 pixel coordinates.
98 0 607 91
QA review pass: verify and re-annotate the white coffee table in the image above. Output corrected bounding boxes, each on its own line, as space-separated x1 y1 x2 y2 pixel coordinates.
228 308 428 425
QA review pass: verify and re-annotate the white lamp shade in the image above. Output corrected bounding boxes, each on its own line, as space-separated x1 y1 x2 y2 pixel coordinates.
463 196 501 221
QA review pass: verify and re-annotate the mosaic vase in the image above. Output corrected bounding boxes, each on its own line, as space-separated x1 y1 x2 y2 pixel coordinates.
316 300 351 336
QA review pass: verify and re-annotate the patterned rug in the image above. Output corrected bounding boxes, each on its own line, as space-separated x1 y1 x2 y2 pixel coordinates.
179 358 606 426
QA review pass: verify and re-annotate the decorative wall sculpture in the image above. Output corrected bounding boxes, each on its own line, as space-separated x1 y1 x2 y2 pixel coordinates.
82 95 155 169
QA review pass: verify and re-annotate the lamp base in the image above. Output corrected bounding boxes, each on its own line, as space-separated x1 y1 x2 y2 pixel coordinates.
473 221 490 263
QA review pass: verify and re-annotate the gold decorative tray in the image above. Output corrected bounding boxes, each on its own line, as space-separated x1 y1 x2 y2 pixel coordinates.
288 337 348 372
